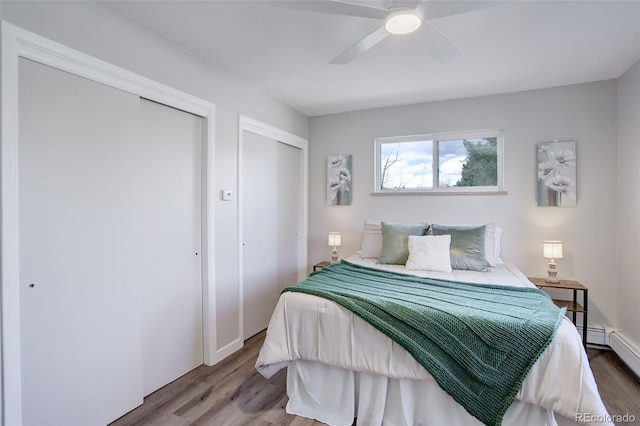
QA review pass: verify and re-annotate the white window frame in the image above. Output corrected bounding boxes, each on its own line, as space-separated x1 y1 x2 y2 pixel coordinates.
374 129 505 195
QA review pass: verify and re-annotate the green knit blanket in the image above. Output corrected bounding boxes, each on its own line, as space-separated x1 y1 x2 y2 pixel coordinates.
282 261 565 426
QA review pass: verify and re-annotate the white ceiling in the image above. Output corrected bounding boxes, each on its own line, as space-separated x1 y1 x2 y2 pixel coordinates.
104 0 640 116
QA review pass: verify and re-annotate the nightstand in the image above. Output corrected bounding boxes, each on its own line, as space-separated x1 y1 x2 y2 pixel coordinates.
529 277 588 349
313 261 331 271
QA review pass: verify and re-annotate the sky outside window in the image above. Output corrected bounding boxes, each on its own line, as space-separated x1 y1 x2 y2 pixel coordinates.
380 140 433 190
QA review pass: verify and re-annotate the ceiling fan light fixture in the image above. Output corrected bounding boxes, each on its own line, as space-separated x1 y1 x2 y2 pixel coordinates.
384 9 423 35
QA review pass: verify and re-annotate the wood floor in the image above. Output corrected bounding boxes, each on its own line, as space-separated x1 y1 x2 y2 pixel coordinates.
110 331 321 426
111 332 640 426
587 347 640 422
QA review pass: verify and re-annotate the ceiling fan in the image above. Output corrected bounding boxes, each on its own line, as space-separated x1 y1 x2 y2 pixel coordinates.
274 0 499 64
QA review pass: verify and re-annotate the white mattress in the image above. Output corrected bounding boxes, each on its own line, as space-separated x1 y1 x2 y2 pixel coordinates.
256 254 611 425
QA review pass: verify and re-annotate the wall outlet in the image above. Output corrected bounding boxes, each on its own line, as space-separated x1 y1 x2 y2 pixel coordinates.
221 190 233 201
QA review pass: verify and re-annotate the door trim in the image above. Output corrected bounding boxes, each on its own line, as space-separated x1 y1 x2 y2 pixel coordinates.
238 115 308 343
1 22 217 425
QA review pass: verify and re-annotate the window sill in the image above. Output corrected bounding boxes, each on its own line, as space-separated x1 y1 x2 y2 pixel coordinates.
371 190 508 196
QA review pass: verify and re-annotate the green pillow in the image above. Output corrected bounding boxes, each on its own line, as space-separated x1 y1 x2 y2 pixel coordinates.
431 224 488 272
379 222 429 265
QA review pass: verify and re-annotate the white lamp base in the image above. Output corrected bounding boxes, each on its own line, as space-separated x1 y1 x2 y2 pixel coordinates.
331 247 339 263
545 260 560 283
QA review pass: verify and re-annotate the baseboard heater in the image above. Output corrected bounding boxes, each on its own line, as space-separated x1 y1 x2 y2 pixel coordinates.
608 330 640 378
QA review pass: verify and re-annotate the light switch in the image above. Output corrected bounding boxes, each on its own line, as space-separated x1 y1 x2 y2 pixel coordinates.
221 189 233 201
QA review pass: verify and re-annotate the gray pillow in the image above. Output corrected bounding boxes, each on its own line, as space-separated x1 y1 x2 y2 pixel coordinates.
431 224 488 272
379 222 429 265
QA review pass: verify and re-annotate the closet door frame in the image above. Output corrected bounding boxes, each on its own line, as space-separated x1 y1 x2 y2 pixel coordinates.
238 115 308 342
1 22 217 426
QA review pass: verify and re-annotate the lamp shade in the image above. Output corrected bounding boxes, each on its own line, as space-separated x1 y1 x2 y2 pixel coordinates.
543 241 563 259
328 232 341 247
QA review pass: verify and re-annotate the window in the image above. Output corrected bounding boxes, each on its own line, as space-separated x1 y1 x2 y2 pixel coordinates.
374 130 504 194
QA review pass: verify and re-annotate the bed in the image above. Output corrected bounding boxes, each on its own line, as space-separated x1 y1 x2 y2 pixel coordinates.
256 222 611 426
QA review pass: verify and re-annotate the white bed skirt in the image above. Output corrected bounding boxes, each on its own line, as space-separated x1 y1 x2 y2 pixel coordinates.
286 360 587 426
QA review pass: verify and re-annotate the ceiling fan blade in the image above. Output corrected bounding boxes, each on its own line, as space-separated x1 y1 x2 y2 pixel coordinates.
270 1 389 20
418 1 504 21
330 25 390 64
422 22 463 64
383 0 420 8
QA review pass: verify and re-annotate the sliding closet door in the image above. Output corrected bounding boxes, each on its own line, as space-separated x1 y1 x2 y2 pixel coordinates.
277 142 301 293
19 60 204 424
242 132 279 339
19 59 144 425
243 132 302 338
138 99 203 396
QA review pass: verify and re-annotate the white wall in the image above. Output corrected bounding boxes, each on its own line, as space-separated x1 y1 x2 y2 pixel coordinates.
1 1 309 351
0 1 4 421
309 81 618 329
616 61 640 346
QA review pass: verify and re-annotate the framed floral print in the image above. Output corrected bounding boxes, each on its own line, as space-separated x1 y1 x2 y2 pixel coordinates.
537 141 576 207
327 154 352 205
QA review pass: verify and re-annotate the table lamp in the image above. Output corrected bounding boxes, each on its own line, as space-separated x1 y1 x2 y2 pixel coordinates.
543 241 563 283
328 232 341 263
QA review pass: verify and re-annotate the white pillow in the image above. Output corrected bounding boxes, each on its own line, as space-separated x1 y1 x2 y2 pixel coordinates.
405 235 452 272
358 220 382 259
484 223 498 267
494 227 503 264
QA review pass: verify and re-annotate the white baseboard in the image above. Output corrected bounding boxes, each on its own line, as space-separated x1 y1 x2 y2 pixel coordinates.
207 338 243 366
608 331 640 378
570 321 607 346
585 325 606 346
